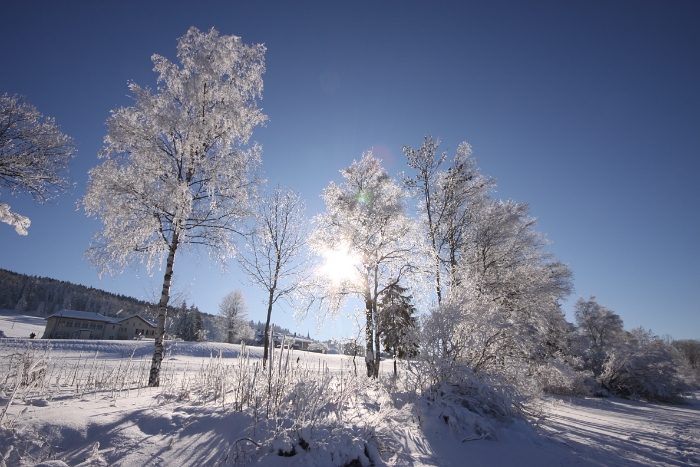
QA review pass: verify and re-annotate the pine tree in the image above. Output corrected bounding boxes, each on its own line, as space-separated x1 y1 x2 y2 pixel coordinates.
377 283 419 374
190 304 204 342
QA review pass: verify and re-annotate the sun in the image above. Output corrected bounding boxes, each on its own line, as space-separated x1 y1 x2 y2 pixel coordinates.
319 246 359 284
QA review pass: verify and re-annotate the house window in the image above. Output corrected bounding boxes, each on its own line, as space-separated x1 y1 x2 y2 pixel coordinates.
97 324 103 330
89 323 97 329
66 321 73 327
81 322 89 329
58 320 66 326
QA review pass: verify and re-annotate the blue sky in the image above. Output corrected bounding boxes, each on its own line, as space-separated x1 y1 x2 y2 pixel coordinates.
0 1 698 341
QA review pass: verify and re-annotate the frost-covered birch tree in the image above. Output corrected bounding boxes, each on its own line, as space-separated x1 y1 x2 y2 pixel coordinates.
237 187 310 368
311 153 419 378
0 94 75 235
82 27 266 387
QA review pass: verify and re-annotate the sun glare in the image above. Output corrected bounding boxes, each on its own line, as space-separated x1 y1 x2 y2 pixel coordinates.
319 246 359 284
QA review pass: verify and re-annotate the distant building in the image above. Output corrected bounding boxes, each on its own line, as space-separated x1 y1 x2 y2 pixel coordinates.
254 330 314 350
42 309 156 340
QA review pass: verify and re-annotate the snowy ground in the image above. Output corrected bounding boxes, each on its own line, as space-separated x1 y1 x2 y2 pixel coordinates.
1 314 698 466
0 309 47 339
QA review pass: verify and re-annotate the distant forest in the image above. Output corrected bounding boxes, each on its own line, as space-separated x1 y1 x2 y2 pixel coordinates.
0 268 294 340
0 268 152 318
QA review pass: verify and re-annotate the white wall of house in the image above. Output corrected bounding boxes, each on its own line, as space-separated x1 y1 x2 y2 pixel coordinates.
42 315 112 339
115 316 156 340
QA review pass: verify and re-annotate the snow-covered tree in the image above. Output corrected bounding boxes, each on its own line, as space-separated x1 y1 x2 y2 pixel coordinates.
573 296 625 375
219 290 250 344
13 294 27 313
237 187 310 368
431 143 495 291
0 93 76 234
600 329 690 403
82 27 266 387
402 136 448 303
173 302 206 341
377 283 419 374
403 136 494 301
574 296 625 351
421 199 573 392
311 152 420 377
62 293 72 310
458 200 573 308
673 339 700 372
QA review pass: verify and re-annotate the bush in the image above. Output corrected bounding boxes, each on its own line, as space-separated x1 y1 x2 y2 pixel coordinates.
600 342 689 403
409 360 518 443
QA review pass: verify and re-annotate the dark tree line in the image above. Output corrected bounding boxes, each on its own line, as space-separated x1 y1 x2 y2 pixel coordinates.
0 268 152 318
169 302 205 341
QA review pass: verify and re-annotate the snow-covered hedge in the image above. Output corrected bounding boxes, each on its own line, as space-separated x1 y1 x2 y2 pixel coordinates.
600 342 690 403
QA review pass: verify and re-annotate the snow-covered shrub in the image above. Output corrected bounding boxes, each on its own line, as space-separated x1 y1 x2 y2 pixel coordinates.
600 341 689 403
673 339 700 383
256 357 389 466
0 346 51 427
168 343 388 466
420 285 575 399
270 422 377 467
538 355 596 397
407 360 517 443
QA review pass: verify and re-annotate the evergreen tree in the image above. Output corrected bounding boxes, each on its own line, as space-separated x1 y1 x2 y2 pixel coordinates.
173 303 205 341
377 283 419 374
191 305 205 341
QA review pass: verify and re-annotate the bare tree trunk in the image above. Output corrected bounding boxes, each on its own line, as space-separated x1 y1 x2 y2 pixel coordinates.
262 288 275 369
423 176 442 305
364 287 376 378
434 254 442 304
374 310 381 378
148 232 179 387
373 268 381 378
263 255 281 369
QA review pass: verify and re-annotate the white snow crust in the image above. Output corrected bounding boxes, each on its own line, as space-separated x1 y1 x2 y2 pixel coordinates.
0 315 698 466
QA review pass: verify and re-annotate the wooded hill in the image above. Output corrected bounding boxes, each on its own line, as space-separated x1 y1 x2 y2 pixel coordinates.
0 268 296 342
0 268 152 318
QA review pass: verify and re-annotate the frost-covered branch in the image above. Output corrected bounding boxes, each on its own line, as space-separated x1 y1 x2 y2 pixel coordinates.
0 93 75 234
82 27 266 387
236 187 312 368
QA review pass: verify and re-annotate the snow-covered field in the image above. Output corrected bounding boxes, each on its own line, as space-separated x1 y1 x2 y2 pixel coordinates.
0 310 47 339
1 314 698 466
